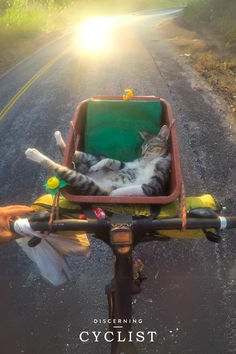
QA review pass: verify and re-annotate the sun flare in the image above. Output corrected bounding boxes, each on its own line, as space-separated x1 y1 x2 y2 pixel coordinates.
76 17 117 52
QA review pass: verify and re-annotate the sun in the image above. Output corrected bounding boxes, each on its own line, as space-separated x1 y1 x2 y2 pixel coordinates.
76 17 116 52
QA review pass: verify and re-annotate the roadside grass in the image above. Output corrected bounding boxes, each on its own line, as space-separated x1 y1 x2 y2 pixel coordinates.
0 1 47 42
180 0 236 115
158 18 236 115
189 51 236 113
183 0 236 51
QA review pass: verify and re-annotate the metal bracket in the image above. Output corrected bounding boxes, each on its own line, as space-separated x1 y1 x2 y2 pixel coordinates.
110 214 133 252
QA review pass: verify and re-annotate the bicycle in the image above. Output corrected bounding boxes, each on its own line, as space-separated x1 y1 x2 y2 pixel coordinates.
11 211 236 354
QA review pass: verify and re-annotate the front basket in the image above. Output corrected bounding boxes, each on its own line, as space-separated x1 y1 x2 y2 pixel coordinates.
62 96 182 205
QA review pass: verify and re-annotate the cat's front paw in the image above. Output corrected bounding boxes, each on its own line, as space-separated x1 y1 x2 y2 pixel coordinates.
54 131 65 147
25 148 48 164
89 165 99 172
54 131 66 155
89 161 104 172
89 159 111 172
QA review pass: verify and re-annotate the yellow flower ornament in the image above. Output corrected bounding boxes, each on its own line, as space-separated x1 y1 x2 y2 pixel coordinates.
123 89 134 101
44 176 67 195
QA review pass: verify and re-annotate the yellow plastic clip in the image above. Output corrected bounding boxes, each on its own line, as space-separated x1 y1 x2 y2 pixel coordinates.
123 89 134 101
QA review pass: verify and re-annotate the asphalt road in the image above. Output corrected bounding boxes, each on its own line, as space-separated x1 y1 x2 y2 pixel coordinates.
0 8 236 354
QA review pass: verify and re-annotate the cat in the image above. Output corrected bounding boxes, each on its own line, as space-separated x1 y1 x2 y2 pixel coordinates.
25 125 171 197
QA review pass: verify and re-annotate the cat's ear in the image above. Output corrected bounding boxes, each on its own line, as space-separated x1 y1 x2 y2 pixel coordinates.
139 131 153 141
158 125 170 140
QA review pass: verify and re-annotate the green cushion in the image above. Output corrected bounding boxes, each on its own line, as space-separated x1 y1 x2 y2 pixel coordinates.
84 99 162 162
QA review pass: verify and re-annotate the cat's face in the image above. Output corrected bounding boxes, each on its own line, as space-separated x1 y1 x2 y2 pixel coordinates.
140 125 170 158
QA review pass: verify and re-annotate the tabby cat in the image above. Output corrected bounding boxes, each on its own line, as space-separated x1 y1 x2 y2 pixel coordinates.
25 126 171 197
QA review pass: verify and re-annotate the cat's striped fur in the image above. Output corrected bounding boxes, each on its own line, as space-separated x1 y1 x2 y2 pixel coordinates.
26 126 171 197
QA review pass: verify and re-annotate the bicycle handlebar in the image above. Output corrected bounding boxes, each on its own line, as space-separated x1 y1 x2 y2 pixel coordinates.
21 216 236 234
